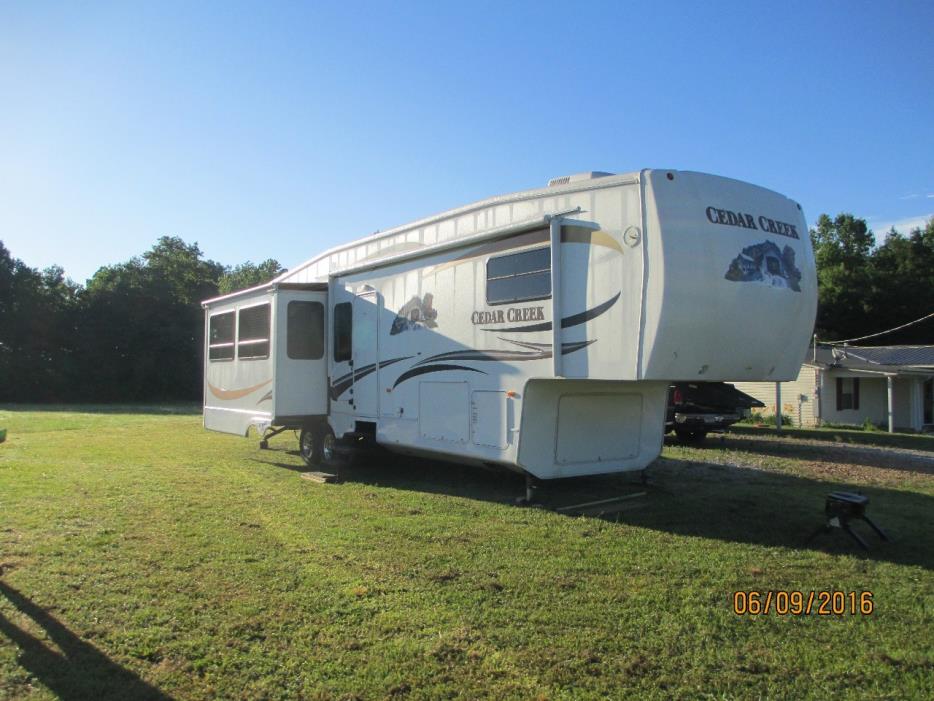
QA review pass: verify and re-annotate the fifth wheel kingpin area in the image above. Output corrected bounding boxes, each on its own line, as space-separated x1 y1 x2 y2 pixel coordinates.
201 169 817 479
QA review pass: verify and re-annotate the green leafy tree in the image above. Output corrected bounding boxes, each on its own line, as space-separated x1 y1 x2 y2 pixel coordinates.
867 218 934 344
218 259 285 295
0 242 81 401
78 238 224 400
809 214 875 341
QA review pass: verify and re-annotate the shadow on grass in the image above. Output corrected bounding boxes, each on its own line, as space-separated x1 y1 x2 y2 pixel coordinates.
728 424 934 452
0 404 200 415
315 450 934 570
250 449 307 473
0 581 172 701
677 433 934 476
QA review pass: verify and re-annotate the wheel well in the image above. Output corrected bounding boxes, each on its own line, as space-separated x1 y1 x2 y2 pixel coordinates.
353 420 376 438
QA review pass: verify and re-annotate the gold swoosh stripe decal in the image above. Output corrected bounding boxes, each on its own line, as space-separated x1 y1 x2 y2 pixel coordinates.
424 228 622 277
562 228 625 254
208 379 272 400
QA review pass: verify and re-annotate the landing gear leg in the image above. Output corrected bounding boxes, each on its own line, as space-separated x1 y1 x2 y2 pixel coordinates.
259 426 288 449
516 473 543 506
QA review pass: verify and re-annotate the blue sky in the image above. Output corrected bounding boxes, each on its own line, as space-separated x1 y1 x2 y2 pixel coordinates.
1 0 932 283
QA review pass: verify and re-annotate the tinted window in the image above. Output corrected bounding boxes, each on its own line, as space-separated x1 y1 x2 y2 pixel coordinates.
333 302 352 362
486 247 551 305
208 312 235 361
836 377 860 411
287 301 324 360
238 303 270 359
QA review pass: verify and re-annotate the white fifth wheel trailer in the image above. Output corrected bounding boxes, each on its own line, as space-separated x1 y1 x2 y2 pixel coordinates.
202 169 817 479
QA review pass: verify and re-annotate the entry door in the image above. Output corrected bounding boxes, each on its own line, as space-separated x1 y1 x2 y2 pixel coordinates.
352 291 379 417
275 290 328 418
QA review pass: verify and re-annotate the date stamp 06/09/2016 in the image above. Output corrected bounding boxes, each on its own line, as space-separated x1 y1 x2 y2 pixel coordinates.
733 590 874 616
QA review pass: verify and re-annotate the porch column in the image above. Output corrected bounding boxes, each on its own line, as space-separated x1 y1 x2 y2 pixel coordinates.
887 376 894 433
775 382 782 432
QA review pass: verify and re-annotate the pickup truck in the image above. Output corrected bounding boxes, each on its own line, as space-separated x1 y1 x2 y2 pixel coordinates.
666 382 764 443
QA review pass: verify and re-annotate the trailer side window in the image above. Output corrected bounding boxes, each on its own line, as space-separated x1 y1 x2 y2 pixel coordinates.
287 301 324 360
208 312 235 361
486 247 551 305
238 303 270 359
333 302 352 362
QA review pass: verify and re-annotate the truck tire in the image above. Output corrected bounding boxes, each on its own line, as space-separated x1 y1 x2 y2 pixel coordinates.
675 428 708 444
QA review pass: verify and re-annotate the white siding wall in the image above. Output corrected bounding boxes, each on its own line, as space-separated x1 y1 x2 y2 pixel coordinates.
818 372 887 427
738 366 931 431
734 365 820 427
893 377 927 431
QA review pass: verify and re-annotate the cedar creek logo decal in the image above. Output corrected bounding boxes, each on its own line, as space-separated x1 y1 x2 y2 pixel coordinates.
471 306 545 325
724 240 802 292
705 206 800 239
390 293 438 335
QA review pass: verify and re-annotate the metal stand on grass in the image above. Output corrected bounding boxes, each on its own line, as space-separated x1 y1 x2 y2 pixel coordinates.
806 491 889 551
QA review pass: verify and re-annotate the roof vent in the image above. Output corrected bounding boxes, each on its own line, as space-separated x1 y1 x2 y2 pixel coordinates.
548 171 614 187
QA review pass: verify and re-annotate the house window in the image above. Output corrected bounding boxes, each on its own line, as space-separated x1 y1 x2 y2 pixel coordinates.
238 303 270 359
486 247 551 305
836 377 860 411
208 312 235 361
333 302 352 362
287 301 324 360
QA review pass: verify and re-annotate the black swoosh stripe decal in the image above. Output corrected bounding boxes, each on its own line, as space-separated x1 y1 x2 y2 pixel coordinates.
392 364 487 389
499 339 596 355
560 340 596 355
480 292 620 332
414 349 547 366
329 356 412 400
413 340 596 368
499 338 551 350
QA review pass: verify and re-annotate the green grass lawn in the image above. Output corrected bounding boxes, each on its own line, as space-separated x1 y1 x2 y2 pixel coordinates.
1 407 932 700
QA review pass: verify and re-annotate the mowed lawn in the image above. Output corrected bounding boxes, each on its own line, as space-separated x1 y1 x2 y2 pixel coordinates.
1 408 932 700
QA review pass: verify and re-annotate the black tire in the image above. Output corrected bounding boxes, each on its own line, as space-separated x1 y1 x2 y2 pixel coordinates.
259 439 269 450
299 427 321 467
320 425 339 467
675 428 707 444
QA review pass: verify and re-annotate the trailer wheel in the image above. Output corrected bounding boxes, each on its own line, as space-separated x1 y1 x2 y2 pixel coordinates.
299 427 321 467
320 426 338 466
674 428 707 444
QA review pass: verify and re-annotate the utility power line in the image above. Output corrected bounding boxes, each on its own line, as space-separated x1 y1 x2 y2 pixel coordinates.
820 310 934 345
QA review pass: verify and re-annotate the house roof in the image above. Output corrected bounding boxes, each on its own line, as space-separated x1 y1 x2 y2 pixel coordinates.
806 344 934 376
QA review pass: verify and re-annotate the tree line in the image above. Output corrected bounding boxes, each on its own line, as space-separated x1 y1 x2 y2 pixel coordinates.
0 237 282 402
1 215 932 403
810 215 934 344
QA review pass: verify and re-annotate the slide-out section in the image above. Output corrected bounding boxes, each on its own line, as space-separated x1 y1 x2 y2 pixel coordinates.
203 283 328 436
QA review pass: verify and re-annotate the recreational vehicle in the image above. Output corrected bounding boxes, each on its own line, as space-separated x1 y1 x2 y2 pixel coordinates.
202 170 817 480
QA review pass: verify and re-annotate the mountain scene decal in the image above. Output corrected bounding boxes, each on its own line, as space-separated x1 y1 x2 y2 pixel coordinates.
724 240 802 292
390 293 438 335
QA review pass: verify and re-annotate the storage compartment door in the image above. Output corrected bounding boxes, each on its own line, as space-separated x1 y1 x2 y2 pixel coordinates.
274 291 328 420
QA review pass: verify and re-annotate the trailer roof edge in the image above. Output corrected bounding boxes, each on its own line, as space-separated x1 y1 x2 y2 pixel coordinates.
202 281 326 307
275 172 642 284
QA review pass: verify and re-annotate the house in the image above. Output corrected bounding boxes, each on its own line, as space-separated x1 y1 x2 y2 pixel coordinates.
734 345 934 432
